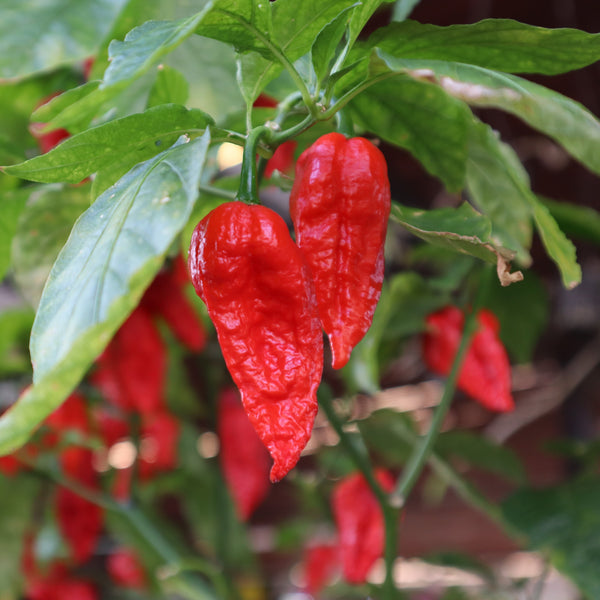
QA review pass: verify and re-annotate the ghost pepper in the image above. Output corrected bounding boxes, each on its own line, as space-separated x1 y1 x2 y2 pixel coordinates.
332 469 395 584
422 306 514 412
290 132 391 369
188 202 323 481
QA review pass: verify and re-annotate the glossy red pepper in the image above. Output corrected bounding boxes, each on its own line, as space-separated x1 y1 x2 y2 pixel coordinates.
290 132 391 369
422 306 514 412
332 469 394 584
188 202 323 482
218 388 271 520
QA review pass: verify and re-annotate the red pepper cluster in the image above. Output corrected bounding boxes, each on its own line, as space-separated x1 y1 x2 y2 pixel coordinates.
188 133 390 481
422 306 514 412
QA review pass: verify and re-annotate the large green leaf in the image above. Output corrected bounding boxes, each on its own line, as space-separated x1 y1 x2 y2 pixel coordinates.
236 0 356 103
503 479 600 599
348 0 394 45
391 202 523 283
373 52 600 179
349 75 472 192
0 133 210 455
11 184 91 307
464 120 533 267
370 19 600 75
4 104 213 183
0 0 128 80
542 197 600 246
0 308 34 377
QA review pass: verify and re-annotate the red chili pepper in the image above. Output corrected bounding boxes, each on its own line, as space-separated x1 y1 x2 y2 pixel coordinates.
332 469 394 584
91 307 166 415
107 548 147 590
422 306 514 412
141 255 207 352
218 388 271 520
138 411 180 480
188 202 323 482
302 543 340 595
289 132 391 369
24 560 97 600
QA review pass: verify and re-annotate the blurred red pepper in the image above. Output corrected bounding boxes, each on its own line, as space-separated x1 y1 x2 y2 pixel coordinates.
332 469 394 584
138 411 180 480
218 388 271 520
91 306 166 415
107 548 147 590
141 255 207 352
422 306 514 412
188 202 323 482
302 542 340 596
290 132 391 369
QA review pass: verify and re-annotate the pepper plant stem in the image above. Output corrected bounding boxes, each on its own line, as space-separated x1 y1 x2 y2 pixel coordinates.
237 126 270 204
395 265 492 503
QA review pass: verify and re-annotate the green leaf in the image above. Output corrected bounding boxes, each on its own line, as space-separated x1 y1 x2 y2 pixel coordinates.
0 308 34 377
311 8 355 86
465 120 533 266
30 82 100 125
349 74 471 192
502 478 600 598
391 202 522 274
344 271 445 393
0 475 41 597
236 0 356 103
0 133 210 455
0 0 128 80
370 19 600 75
374 52 600 180
392 0 421 22
435 431 526 484
348 0 394 45
541 197 600 246
358 409 415 465
482 271 549 364
0 188 28 281
531 196 581 289
148 66 189 108
5 104 213 184
11 184 91 307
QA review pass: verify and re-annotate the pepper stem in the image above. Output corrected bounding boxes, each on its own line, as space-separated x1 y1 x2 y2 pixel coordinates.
237 126 270 205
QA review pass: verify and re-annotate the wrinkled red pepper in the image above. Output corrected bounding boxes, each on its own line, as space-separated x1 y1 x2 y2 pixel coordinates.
188 202 323 482
422 306 514 412
332 469 394 584
218 388 271 520
290 132 391 369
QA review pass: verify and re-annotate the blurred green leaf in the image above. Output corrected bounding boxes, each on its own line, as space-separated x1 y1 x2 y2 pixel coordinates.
541 197 600 246
371 19 600 75
0 309 34 377
0 188 29 281
436 430 526 484
482 271 549 364
358 409 416 465
503 478 600 599
5 104 213 184
392 0 421 22
531 197 582 289
423 551 496 586
344 271 445 393
0 133 210 455
148 66 189 108
11 184 92 307
0 475 41 597
0 0 128 80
